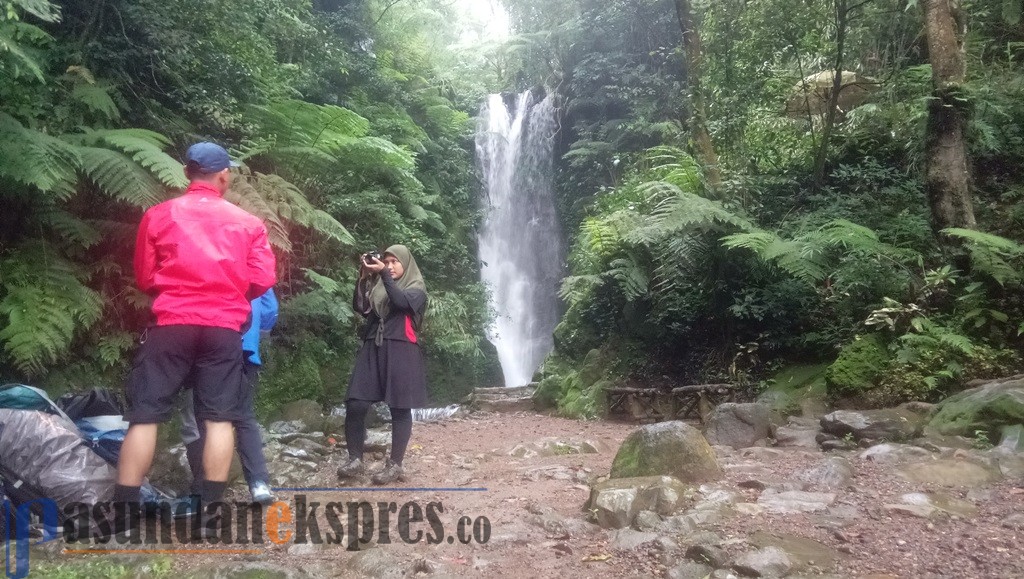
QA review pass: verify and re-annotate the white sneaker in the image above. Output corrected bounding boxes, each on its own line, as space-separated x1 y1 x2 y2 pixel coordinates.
249 481 275 505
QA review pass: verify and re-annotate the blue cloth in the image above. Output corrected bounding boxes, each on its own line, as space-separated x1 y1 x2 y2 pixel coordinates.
242 289 278 365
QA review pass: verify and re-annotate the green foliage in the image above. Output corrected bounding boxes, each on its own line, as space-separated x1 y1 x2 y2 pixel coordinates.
0 244 103 376
824 333 891 398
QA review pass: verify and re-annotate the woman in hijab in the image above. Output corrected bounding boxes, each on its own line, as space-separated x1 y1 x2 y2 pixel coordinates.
338 244 428 484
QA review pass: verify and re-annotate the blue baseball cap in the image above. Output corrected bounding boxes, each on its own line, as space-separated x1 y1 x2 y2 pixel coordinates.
185 142 241 174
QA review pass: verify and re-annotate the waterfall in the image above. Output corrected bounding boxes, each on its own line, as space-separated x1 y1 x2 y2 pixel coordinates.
476 91 562 388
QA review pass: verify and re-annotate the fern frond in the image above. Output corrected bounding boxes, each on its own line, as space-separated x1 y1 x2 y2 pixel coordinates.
82 128 187 188
627 182 753 244
607 257 648 300
70 83 120 121
302 268 342 293
0 21 51 81
11 0 62 22
0 246 103 376
942 228 1024 254
0 113 80 197
37 206 101 248
943 228 1024 285
76 146 165 207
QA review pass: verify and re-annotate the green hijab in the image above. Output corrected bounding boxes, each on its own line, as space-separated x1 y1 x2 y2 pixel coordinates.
369 244 427 344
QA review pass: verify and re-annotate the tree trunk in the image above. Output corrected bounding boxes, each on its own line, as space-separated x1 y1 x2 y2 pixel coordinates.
673 0 723 191
812 0 848 189
922 0 976 231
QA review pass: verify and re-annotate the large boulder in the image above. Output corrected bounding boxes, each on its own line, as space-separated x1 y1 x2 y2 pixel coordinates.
820 405 927 443
927 375 1024 440
280 399 323 423
585 475 692 529
610 421 723 483
825 334 890 399
704 403 772 449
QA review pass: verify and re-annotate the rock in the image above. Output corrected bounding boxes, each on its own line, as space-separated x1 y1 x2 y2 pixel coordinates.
928 376 1024 439
1002 513 1024 530
859 443 933 465
611 422 722 483
586 476 693 529
633 510 663 531
712 571 742 579
608 528 659 550
526 511 600 537
287 437 330 456
280 399 323 424
667 561 715 579
774 425 821 449
894 492 977 517
704 403 772 449
798 457 853 490
321 414 346 436
820 408 925 443
995 453 1024 478
748 531 838 571
996 424 1024 453
883 503 938 519
733 546 794 578
268 420 307 435
898 459 1002 487
686 544 730 568
364 429 391 452
508 437 605 458
757 491 836 514
468 385 536 412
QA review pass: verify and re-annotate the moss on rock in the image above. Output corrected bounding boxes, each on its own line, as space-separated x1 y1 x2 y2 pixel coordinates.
927 376 1024 439
825 334 891 398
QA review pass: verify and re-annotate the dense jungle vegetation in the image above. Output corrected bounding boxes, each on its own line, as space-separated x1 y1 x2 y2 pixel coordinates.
2 0 1023 416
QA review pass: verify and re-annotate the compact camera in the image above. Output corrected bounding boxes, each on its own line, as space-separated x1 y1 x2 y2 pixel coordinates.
362 250 382 265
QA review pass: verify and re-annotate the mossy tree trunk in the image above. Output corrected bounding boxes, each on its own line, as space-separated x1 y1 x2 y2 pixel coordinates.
673 0 723 192
922 0 976 231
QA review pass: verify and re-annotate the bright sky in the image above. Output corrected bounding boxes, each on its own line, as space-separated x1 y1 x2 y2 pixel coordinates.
452 0 511 44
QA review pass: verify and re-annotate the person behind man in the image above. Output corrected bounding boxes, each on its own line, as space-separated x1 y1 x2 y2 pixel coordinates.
115 142 276 513
179 288 278 506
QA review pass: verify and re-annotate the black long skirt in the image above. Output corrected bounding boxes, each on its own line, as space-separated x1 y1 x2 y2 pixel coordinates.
346 339 428 408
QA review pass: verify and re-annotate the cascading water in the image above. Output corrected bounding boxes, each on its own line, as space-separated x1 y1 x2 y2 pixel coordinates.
476 91 563 388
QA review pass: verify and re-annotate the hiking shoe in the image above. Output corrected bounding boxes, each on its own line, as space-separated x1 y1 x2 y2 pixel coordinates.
371 460 404 485
337 457 365 478
171 495 200 520
249 481 275 505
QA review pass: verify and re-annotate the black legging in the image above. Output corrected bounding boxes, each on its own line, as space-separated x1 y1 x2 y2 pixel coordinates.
345 399 413 465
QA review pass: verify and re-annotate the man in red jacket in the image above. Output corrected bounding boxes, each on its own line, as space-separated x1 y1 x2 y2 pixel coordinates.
114 142 276 511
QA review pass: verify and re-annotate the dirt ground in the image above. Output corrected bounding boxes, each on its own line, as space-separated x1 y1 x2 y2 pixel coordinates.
40 410 1024 578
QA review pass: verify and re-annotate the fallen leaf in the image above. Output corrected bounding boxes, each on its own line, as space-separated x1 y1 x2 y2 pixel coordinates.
582 553 612 562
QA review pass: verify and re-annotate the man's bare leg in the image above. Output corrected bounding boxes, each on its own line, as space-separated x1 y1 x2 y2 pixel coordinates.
202 420 234 481
117 423 159 486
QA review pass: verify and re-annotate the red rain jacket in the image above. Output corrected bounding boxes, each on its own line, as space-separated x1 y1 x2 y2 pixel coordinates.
133 182 277 331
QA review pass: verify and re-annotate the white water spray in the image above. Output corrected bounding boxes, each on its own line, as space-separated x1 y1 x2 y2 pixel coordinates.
476 91 562 387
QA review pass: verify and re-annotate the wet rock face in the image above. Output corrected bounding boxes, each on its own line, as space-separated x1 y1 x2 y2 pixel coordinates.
585 475 693 529
927 375 1024 438
820 406 926 443
704 403 772 449
610 421 723 484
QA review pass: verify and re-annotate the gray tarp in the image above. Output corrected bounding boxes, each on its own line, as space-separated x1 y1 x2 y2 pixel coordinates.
0 409 115 507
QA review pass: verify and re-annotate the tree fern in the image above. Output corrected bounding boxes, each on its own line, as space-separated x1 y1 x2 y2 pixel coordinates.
942 227 1024 286
228 172 354 250
0 113 79 197
75 128 187 189
75 146 166 207
283 268 352 324
70 83 120 121
627 182 754 244
0 245 103 377
0 21 51 81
